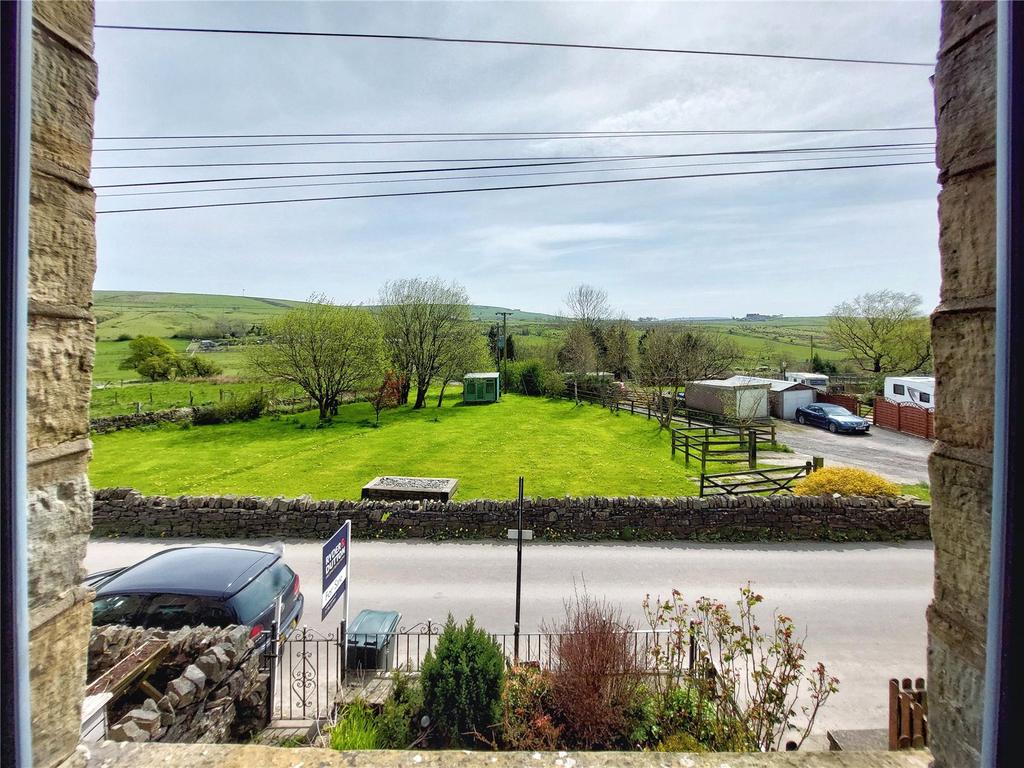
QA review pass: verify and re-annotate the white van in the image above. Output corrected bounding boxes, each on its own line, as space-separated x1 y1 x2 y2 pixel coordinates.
884 376 935 408
784 372 829 392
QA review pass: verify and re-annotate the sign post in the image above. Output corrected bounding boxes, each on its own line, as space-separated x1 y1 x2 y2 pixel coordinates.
322 520 351 678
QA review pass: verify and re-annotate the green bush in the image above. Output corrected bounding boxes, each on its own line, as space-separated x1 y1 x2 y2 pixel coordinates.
500 665 560 751
175 355 223 377
328 701 380 750
540 370 566 397
376 670 424 749
421 615 504 746
192 392 268 425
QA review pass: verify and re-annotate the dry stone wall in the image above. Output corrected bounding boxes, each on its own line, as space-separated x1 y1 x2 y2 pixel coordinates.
92 488 931 542
88 625 268 744
90 407 193 434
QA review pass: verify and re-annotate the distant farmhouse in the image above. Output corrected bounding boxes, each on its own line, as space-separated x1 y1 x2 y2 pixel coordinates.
737 313 783 321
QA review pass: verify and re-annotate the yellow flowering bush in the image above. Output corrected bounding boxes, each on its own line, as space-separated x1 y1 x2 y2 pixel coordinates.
793 467 900 497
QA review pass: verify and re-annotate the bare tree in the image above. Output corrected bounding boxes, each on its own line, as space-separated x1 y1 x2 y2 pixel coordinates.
826 290 932 374
248 294 383 421
561 323 598 403
635 325 742 428
565 284 610 331
378 277 473 409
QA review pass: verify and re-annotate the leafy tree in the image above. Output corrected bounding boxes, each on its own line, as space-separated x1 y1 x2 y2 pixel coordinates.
378 277 473 409
436 324 489 407
602 319 636 380
119 336 178 380
810 353 838 375
175 355 223 378
248 294 384 421
826 290 932 374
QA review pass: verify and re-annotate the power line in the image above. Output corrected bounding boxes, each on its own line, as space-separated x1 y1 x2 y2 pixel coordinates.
91 142 935 176
96 160 934 214
93 127 936 141
97 151 937 198
92 127 937 149
94 23 935 67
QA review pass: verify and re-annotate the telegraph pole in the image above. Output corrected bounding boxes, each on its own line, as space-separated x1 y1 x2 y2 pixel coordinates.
496 310 513 396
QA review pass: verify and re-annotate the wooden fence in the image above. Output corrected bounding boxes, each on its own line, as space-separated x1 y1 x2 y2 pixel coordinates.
699 462 813 497
889 678 928 750
873 397 935 439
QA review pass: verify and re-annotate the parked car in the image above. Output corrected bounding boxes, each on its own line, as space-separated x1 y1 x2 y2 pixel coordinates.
88 546 304 641
794 403 871 434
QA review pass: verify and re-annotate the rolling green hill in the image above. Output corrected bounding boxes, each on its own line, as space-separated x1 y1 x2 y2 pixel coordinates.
93 290 562 340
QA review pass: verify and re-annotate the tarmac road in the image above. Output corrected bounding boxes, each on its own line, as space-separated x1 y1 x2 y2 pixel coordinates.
86 537 933 734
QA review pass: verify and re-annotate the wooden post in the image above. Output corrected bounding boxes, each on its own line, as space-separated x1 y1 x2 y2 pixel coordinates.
812 456 825 472
748 429 757 469
189 390 193 406
888 678 899 750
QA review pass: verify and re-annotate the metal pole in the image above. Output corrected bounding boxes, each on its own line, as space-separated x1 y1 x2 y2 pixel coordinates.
514 476 524 661
496 311 513 397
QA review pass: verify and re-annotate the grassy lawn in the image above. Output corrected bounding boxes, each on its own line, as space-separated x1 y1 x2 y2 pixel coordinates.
90 380 298 419
90 391 732 500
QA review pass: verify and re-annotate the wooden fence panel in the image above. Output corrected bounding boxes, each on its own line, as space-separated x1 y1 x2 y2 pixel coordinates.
873 397 935 439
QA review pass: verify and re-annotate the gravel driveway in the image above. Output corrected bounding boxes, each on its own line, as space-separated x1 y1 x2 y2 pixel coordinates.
771 421 932 485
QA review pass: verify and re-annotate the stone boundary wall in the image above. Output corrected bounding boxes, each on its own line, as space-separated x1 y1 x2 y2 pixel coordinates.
88 625 268 743
93 488 931 542
90 407 193 434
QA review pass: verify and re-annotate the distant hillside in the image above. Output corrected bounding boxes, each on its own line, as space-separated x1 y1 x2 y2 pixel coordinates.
93 290 562 340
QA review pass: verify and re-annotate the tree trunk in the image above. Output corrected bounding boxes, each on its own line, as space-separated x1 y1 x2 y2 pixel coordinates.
436 381 448 407
573 379 579 403
414 386 428 409
399 377 411 405
317 400 329 421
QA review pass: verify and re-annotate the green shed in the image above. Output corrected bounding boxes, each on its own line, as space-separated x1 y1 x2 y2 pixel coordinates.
463 372 500 403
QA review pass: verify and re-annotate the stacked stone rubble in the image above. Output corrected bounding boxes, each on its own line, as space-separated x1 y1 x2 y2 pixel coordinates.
89 625 268 744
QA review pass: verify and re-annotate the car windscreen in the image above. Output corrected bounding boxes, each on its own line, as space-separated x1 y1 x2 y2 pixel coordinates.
228 562 293 624
819 405 853 416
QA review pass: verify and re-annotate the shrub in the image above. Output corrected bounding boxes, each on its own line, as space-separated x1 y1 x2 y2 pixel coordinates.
793 467 900 497
420 615 504 746
654 731 707 752
114 333 134 342
191 392 268 425
328 701 380 750
175 355 223 378
545 590 642 749
500 665 561 751
376 670 424 749
540 370 566 398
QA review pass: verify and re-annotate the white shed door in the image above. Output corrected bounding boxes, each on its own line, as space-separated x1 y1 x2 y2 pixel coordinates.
783 389 816 420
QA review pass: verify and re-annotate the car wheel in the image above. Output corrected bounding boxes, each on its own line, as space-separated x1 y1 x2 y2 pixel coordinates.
797 415 806 425
828 422 838 433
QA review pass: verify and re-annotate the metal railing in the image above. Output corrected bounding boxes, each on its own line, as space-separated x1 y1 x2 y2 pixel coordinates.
263 623 693 721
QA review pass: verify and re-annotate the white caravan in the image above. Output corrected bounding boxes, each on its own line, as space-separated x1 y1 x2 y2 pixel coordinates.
884 376 935 408
784 371 829 392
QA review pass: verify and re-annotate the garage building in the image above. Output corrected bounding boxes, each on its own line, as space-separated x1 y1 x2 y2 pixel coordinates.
686 376 816 421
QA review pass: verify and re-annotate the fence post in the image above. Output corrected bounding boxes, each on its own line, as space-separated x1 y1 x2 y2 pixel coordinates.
671 430 676 458
748 429 757 469
266 619 278 724
812 456 825 472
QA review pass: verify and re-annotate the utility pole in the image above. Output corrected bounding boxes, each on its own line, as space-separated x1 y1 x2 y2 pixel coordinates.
496 310 513 396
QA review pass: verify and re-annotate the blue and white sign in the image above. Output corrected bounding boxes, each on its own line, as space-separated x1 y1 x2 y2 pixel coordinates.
321 520 350 621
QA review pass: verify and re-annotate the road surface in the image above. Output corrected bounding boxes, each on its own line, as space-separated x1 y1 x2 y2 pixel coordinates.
773 421 932 485
86 537 932 733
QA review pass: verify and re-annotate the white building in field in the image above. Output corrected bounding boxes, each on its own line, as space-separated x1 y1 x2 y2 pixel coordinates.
884 376 935 408
784 371 830 392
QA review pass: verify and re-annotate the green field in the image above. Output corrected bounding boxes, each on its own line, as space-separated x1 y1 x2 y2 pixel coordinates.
93 339 252 383
89 392 729 499
94 290 559 341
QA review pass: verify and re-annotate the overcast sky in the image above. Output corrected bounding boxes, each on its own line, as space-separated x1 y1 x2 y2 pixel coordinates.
92 1 940 318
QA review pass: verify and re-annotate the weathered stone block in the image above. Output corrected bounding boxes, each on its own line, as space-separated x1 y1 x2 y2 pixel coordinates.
26 313 93 451
937 165 996 302
29 172 96 309
931 309 995 451
27 475 92 610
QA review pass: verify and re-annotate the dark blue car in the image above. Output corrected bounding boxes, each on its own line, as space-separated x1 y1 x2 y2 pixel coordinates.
88 546 304 641
794 403 871 434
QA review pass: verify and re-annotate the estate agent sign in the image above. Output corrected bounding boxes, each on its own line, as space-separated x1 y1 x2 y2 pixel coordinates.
321 520 351 621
